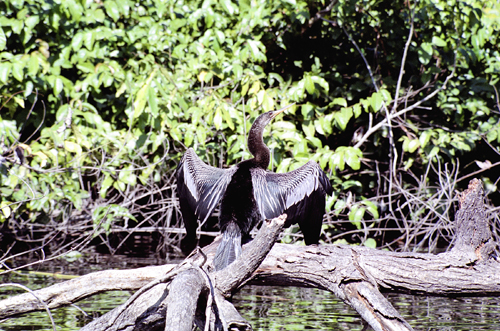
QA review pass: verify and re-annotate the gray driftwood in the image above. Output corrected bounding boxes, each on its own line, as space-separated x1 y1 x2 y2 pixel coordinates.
0 179 498 331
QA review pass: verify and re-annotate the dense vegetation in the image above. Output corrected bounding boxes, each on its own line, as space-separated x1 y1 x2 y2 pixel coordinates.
1 0 499 262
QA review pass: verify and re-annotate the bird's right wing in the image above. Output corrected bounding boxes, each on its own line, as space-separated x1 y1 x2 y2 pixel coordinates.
252 160 332 220
251 161 332 244
176 148 236 224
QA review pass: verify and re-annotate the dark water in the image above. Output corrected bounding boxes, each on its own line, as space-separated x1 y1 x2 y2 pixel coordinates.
1 259 500 331
234 286 500 331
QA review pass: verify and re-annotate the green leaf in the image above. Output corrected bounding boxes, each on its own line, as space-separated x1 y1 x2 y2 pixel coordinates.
276 158 292 173
241 81 249 96
471 35 481 50
0 201 11 218
223 107 235 130
12 61 24 82
419 131 432 148
132 68 157 121
310 75 329 94
114 180 126 192
317 150 330 169
66 0 83 21
306 137 322 149
0 27 6 51
361 200 379 219
363 238 377 248
407 139 420 153
370 91 384 112
246 40 265 61
314 119 325 136
301 103 314 118
348 206 365 228
344 147 361 170
334 108 353 131
320 115 333 135
71 32 84 51
248 81 260 95
258 90 274 112
83 30 95 50
302 120 315 138
428 146 440 158
13 96 24 108
331 148 345 171
54 77 63 95
330 97 347 107
100 174 114 198
119 169 136 186
25 80 33 97
351 104 361 118
105 0 120 22
404 158 414 171
221 0 238 15
432 36 447 47
0 62 11 83
147 85 158 116
28 54 39 76
184 130 194 147
25 15 40 30
485 127 497 143
304 75 315 95
418 42 433 65
333 199 347 215
213 108 223 130
64 141 82 155
268 73 284 87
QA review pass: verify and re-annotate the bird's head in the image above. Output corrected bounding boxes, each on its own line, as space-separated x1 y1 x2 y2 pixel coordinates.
248 104 295 167
254 103 294 129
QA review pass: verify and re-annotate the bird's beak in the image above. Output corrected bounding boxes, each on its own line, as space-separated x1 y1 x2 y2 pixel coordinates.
271 103 295 119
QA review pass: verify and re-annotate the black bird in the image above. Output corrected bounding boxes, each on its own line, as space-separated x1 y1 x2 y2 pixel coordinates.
176 105 332 270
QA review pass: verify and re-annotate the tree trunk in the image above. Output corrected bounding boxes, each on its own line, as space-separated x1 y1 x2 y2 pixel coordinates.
0 179 498 330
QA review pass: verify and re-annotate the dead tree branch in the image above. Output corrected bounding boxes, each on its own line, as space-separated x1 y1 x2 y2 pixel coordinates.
0 180 498 331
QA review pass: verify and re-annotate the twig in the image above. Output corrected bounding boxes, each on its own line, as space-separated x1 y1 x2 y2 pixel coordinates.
0 283 57 331
392 6 415 114
457 160 500 184
353 66 456 149
307 0 338 28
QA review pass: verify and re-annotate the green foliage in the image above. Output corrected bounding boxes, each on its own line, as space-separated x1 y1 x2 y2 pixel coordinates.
0 0 499 249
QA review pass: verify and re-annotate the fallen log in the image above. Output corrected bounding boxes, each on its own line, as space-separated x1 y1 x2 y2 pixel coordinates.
0 179 498 331
79 213 288 331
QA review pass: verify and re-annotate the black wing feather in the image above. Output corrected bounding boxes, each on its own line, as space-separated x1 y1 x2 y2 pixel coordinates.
251 161 332 244
176 148 236 252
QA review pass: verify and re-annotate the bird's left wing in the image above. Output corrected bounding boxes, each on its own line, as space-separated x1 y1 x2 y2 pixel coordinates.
176 148 236 224
251 161 332 243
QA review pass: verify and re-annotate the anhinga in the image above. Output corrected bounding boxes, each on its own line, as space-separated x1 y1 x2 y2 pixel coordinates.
176 105 333 270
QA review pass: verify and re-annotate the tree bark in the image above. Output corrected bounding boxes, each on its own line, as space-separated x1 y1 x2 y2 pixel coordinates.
0 264 175 319
0 179 498 331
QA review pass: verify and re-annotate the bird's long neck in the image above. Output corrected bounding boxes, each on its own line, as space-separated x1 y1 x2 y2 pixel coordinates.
248 120 270 169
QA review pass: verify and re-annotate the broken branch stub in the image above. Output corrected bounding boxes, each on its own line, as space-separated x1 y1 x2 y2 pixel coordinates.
452 178 497 260
214 214 287 297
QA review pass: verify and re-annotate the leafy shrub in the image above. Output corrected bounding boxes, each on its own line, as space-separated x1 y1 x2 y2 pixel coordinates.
1 0 499 256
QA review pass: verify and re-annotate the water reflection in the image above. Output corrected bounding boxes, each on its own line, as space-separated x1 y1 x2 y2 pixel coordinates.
1 268 500 330
233 286 500 331
234 286 364 330
0 289 129 331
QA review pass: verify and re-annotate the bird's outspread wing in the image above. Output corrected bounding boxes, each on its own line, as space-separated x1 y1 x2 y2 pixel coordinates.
251 161 332 244
176 148 237 255
176 148 236 224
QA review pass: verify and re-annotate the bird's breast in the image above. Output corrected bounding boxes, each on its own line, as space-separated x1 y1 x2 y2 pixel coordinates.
219 163 262 234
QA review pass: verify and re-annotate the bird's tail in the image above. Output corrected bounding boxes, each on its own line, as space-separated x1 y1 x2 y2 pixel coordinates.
213 222 242 271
